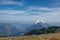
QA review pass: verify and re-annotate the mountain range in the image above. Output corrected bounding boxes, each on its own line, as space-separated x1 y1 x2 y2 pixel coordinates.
0 19 60 37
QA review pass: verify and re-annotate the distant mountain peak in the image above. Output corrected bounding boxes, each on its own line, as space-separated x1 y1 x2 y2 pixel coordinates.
34 18 49 29
35 18 46 24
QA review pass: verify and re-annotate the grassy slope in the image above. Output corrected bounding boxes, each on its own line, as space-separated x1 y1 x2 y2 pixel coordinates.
0 33 60 40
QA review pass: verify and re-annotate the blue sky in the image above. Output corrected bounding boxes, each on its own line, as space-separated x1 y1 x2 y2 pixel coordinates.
0 0 60 23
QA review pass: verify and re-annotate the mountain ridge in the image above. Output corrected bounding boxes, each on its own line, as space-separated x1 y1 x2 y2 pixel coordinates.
24 26 60 35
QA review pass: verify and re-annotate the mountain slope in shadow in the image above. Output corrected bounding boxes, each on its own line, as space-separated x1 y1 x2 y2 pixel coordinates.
24 26 60 35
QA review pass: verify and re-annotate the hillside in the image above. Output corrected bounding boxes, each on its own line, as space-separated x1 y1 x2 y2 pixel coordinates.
24 26 60 35
0 33 60 40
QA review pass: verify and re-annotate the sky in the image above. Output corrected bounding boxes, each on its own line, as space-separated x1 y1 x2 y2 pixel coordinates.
0 0 60 23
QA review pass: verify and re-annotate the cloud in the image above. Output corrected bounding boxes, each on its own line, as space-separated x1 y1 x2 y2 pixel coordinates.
0 0 24 6
20 7 60 22
4 2 23 6
26 6 55 16
39 7 54 11
0 5 60 23
27 6 54 11
40 8 60 22
0 10 26 14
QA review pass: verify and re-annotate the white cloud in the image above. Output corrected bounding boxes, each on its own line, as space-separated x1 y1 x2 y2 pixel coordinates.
5 2 23 6
3 2 17 4
40 8 60 22
27 6 54 11
0 10 26 14
27 6 38 10
39 7 54 11
0 0 24 6
23 7 60 22
0 6 60 23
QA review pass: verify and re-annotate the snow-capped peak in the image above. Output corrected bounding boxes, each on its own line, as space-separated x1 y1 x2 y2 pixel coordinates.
35 18 46 24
